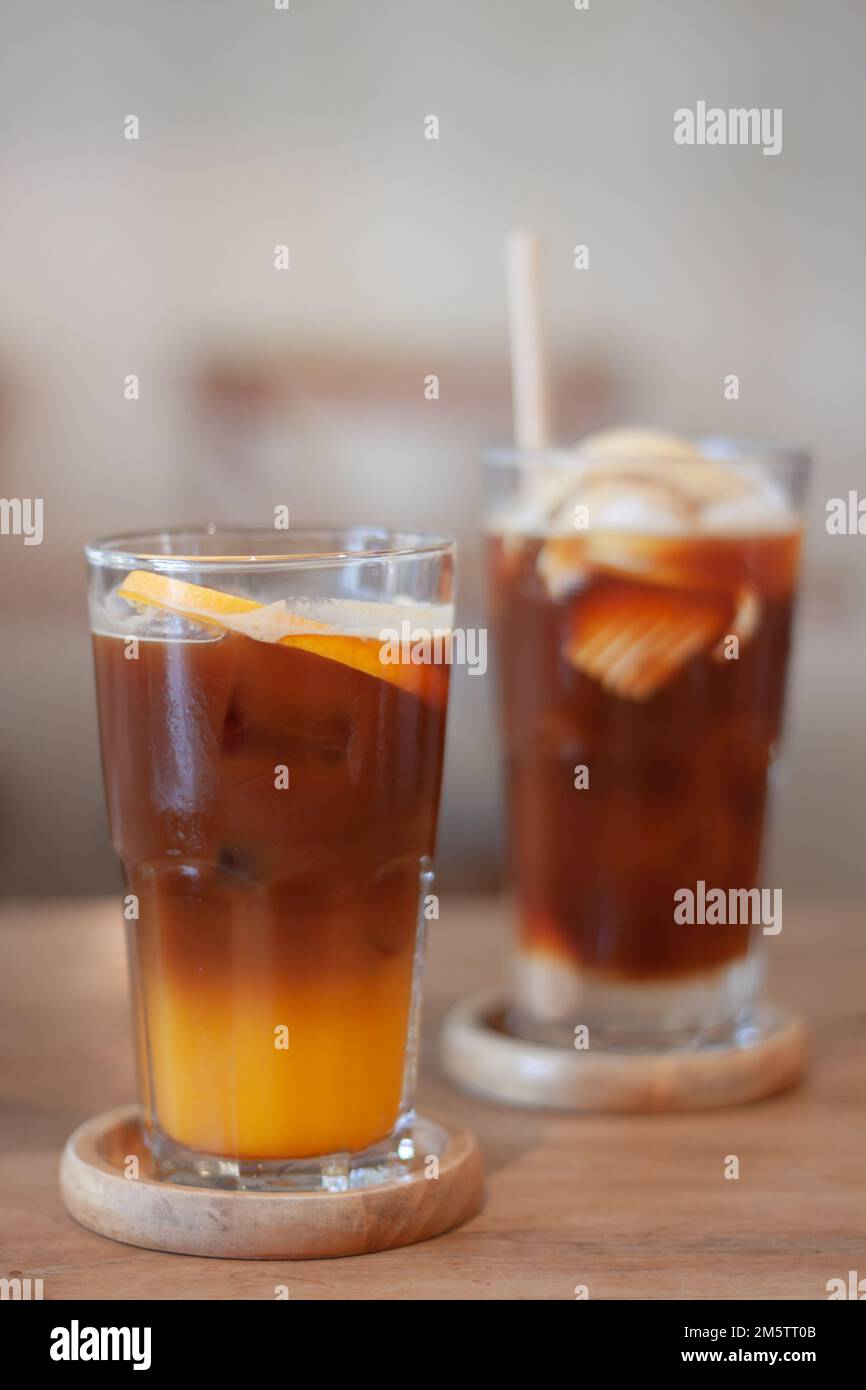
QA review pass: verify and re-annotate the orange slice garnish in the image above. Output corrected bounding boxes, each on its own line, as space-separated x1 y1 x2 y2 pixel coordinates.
564 581 732 702
536 536 589 598
116 570 448 707
539 529 801 601
583 530 801 597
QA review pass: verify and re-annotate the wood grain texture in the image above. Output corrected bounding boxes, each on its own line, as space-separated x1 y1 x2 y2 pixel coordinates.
0 896 863 1300
441 990 807 1112
60 1106 483 1260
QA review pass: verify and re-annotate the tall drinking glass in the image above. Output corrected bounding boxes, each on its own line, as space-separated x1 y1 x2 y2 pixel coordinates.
86 526 454 1189
484 432 808 1049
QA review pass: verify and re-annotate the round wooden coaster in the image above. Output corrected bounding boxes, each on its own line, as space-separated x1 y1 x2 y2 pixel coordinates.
440 989 807 1112
60 1106 484 1260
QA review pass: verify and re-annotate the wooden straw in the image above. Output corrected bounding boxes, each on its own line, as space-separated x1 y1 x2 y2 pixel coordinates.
505 231 551 451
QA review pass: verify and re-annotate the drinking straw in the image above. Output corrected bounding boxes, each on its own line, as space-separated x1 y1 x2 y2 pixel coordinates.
505 230 552 451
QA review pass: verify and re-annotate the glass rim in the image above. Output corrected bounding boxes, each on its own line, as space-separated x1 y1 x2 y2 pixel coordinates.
85 524 456 573
483 435 812 474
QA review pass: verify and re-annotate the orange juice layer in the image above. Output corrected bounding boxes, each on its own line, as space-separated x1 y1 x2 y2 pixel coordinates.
147 972 412 1160
139 888 415 1158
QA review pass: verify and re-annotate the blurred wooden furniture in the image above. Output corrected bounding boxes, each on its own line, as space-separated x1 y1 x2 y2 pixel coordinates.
0 897 862 1300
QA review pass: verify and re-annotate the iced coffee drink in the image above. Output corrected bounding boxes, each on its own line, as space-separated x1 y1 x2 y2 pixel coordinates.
485 430 807 1046
87 527 454 1187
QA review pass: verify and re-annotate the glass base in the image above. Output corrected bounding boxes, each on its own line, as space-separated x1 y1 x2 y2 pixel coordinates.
147 1111 450 1193
506 1002 771 1055
511 950 765 1052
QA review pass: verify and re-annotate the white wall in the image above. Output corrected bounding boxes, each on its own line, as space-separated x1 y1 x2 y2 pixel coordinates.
0 0 864 893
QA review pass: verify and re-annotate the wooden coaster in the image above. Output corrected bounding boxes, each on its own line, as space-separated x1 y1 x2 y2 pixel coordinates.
440 989 807 1112
60 1106 484 1260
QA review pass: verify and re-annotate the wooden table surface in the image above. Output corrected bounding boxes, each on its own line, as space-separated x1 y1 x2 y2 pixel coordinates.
0 896 862 1300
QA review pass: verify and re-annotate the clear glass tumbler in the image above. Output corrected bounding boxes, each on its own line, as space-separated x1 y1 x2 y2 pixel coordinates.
86 526 455 1189
484 434 809 1050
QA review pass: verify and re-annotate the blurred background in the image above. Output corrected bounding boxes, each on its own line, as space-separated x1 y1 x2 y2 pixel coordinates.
1 0 864 897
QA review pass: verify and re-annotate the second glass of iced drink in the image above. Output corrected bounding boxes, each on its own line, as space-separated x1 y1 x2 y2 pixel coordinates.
485 429 808 1049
